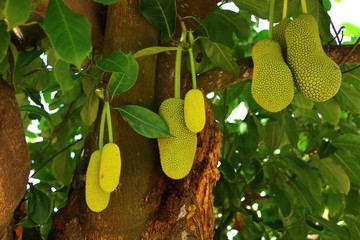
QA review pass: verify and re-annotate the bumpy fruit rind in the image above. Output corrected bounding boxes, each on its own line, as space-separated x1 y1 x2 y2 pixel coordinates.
99 143 121 192
157 98 197 179
184 89 206 133
86 150 110 212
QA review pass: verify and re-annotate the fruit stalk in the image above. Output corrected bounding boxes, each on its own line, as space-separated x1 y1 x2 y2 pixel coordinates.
282 0 288 19
174 44 183 99
99 104 107 150
188 31 197 89
268 0 276 39
301 0 307 13
105 102 114 143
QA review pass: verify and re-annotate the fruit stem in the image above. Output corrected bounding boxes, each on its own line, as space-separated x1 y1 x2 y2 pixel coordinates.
174 44 183 99
188 31 197 89
301 0 307 13
282 0 288 19
269 0 275 39
105 102 114 143
99 104 107 150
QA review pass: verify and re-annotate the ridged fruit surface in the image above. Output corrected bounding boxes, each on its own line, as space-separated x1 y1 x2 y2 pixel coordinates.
157 98 197 179
184 89 206 133
99 143 121 192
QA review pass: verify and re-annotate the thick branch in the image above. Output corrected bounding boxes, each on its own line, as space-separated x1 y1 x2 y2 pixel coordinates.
198 44 360 94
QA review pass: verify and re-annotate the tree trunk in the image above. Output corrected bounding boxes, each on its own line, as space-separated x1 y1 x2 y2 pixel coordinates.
53 0 221 239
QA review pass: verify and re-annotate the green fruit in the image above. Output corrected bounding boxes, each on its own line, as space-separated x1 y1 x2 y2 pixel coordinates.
184 89 206 133
157 98 197 179
273 18 292 56
285 14 342 102
86 150 110 212
99 143 121 192
251 39 294 112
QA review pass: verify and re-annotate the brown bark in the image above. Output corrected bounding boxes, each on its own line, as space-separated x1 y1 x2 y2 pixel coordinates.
0 79 30 239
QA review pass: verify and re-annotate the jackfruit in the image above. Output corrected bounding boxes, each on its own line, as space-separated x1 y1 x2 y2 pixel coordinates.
273 18 292 56
285 14 342 102
86 150 110 212
251 39 294 112
99 143 121 192
184 89 206 133
157 98 197 179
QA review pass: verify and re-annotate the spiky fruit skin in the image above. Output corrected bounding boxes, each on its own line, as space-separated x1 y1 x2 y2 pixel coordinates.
184 89 206 133
86 150 110 212
99 143 121 192
273 18 292 56
157 98 197 179
285 14 342 102
251 39 294 112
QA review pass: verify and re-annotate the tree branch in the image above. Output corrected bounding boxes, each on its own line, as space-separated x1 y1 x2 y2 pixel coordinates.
198 44 360 94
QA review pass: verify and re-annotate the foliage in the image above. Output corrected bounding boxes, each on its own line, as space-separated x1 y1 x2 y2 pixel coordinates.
1 0 360 239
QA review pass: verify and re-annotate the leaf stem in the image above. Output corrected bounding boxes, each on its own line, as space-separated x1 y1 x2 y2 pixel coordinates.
174 44 183 99
188 31 197 89
282 0 288 19
301 0 307 13
105 102 114 143
269 0 275 39
99 104 107 150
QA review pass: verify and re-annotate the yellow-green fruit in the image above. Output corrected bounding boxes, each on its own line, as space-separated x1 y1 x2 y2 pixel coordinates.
85 150 110 212
285 14 342 102
99 143 121 192
157 98 197 179
251 39 294 112
273 18 292 56
184 89 206 133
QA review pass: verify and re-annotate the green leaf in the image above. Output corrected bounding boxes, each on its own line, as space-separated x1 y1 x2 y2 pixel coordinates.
96 51 137 73
44 0 92 68
54 59 74 93
28 185 52 225
134 46 178 59
93 0 118 5
332 134 360 156
50 151 74 185
314 98 341 126
0 20 10 62
331 150 360 186
235 115 259 159
199 8 250 47
139 0 176 42
4 0 32 30
344 214 360 240
200 37 240 76
307 215 350 240
318 157 350 194
19 105 54 133
18 50 44 68
80 89 99 127
335 81 360 114
284 110 299 148
116 105 171 138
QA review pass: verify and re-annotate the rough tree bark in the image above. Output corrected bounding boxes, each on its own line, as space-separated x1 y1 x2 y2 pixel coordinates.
0 79 30 240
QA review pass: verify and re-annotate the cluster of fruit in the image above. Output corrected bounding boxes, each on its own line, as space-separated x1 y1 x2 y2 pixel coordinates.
251 13 342 112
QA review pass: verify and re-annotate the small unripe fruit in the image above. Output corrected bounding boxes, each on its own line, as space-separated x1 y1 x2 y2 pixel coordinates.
184 89 206 132
158 98 197 179
99 143 121 192
85 150 110 212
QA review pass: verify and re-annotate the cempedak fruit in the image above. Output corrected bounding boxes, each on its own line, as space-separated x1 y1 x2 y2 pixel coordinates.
285 14 342 102
99 143 121 192
86 150 110 212
157 98 197 179
273 18 292 56
251 39 294 112
184 89 206 133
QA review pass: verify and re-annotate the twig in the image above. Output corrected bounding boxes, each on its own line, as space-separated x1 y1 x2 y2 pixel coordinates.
342 65 360 74
339 37 360 65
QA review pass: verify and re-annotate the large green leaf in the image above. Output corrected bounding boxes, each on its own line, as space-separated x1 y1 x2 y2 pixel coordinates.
139 0 176 42
93 0 118 5
0 20 10 62
116 105 171 138
4 0 32 30
307 215 351 240
50 151 74 185
200 37 240 76
80 77 99 126
335 81 360 114
199 8 250 47
318 157 350 194
332 134 360 156
134 46 178 59
54 59 74 93
284 109 299 148
28 185 52 224
314 98 341 126
344 214 360 240
235 115 259 159
44 0 92 68
331 150 360 186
